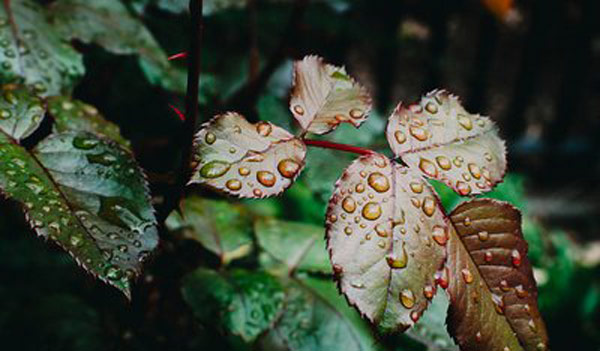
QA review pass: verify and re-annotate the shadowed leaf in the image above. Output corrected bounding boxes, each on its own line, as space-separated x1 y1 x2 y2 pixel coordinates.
189 112 306 198
407 293 458 351
445 199 549 351
326 153 446 331
386 90 506 196
0 85 45 141
182 268 285 342
290 55 372 135
166 197 253 264
0 0 84 96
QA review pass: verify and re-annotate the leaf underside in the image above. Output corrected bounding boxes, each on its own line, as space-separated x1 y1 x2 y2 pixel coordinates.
289 55 372 135
326 153 446 332
0 0 84 96
189 112 307 198
445 199 549 351
386 90 507 196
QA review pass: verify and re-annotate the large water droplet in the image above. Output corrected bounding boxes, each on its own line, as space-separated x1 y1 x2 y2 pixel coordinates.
478 231 489 241
425 102 438 114
256 122 272 136
205 132 216 144
226 179 242 191
432 225 447 246
200 160 230 178
422 197 435 217
423 285 435 300
293 105 304 116
419 158 438 177
468 163 481 179
238 167 250 176
362 202 382 221
436 155 452 170
350 108 364 119
367 172 390 193
386 242 408 268
394 131 406 144
456 181 472 196
461 268 473 284
277 159 301 178
342 196 356 213
400 289 415 309
458 114 473 130
409 126 428 141
511 249 522 267
105 265 123 280
72 136 99 150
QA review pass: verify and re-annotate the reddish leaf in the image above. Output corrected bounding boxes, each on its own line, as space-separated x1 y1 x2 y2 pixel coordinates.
445 199 549 351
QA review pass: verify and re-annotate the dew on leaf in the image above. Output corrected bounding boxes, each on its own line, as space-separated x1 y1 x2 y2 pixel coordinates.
342 196 356 213
400 289 415 308
361 202 382 221
277 159 301 178
367 172 390 193
419 158 438 177
200 160 230 178
225 179 242 191
204 132 216 144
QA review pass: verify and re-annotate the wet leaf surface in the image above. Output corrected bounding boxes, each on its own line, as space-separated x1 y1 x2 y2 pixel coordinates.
290 55 372 135
386 90 506 195
189 112 306 198
326 153 446 331
0 85 44 141
445 199 549 351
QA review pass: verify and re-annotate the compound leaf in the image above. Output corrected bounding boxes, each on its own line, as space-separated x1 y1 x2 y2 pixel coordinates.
189 112 307 198
326 153 446 331
445 199 549 351
386 90 506 196
290 55 372 135
0 0 84 96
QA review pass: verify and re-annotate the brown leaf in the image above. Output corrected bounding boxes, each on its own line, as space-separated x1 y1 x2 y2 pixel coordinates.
290 55 372 135
386 90 507 195
445 199 549 351
189 112 306 198
326 153 446 331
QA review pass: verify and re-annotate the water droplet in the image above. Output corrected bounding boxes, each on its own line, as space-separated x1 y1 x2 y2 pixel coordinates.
423 285 435 300
118 245 128 253
0 109 10 119
238 167 250 176
256 122 272 136
463 217 472 226
409 126 428 141
475 331 482 342
515 285 528 298
419 158 438 177
500 280 511 292
342 196 356 213
511 249 522 267
435 267 449 289
528 319 537 332
350 280 365 289
468 163 481 179
361 202 382 221
492 294 505 315
484 251 493 262
422 197 435 217
229 147 236 154
456 181 472 196
435 156 452 170
226 179 242 191
355 183 365 193
458 114 473 130
105 265 123 280
394 131 406 144
350 108 364 119
253 188 263 197
344 226 353 235
478 231 489 241
277 159 301 178
386 242 408 268
245 151 264 162
410 311 420 323
377 240 386 249
461 268 474 284
484 152 493 162
72 136 99 150
536 343 547 351
200 160 230 178
293 105 304 116
425 102 438 114
367 172 390 193
400 289 415 308
375 224 388 237
482 168 492 180
432 225 447 246
408 183 422 195
328 214 337 223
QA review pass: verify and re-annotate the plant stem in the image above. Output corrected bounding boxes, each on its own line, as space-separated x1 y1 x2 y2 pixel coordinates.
303 139 375 156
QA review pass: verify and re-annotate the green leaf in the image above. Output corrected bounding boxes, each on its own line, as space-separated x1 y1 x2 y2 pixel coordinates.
255 218 331 275
47 96 130 149
386 90 507 196
326 153 446 331
181 268 285 342
166 196 253 264
259 276 377 351
0 85 45 141
407 293 458 351
0 0 84 96
189 112 307 198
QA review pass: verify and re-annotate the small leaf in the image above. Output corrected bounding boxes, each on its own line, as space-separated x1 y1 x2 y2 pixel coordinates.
445 199 549 351
165 197 253 264
0 86 45 141
255 218 331 275
47 96 130 149
181 268 285 342
289 55 372 135
189 112 307 198
326 153 446 331
0 0 84 96
386 90 507 196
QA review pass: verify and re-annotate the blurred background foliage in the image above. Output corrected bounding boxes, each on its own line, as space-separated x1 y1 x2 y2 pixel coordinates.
1 0 599 350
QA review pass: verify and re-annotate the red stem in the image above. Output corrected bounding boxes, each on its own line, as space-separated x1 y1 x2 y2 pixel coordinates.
303 139 375 156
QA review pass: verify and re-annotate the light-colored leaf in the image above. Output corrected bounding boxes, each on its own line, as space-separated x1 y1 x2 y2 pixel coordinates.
165 197 253 264
289 55 372 135
181 268 285 342
386 90 507 196
326 153 446 331
0 85 45 141
0 0 84 96
255 218 331 275
47 96 130 149
445 199 549 351
189 112 307 198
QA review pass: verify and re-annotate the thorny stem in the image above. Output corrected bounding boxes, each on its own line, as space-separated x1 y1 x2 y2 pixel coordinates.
303 139 375 156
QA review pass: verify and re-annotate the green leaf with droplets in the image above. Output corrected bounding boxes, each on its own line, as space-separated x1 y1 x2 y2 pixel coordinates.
290 55 372 135
189 112 307 198
166 196 253 265
0 0 84 96
255 218 331 275
325 153 446 331
0 85 44 141
445 199 549 351
258 276 377 351
181 268 285 342
47 96 130 149
386 90 507 196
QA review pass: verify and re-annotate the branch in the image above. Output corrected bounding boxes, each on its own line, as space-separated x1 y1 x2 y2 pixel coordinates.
304 139 375 156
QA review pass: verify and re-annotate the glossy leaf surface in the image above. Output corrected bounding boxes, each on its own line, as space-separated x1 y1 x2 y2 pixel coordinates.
189 112 306 198
0 85 44 141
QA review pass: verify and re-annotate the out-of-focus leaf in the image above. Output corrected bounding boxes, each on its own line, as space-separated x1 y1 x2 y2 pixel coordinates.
482 0 514 20
290 55 372 135
302 147 356 203
255 218 331 274
181 268 285 342
445 199 549 351
259 275 377 351
0 1 84 96
166 196 253 264
0 88 158 297
407 293 458 351
326 153 446 331
386 90 506 196
47 96 130 149
258 94 294 132
189 112 306 198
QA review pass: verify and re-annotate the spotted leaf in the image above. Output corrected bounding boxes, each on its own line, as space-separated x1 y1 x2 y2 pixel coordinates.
386 90 507 196
0 0 84 96
290 55 372 135
189 112 307 198
445 199 549 351
326 153 446 331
